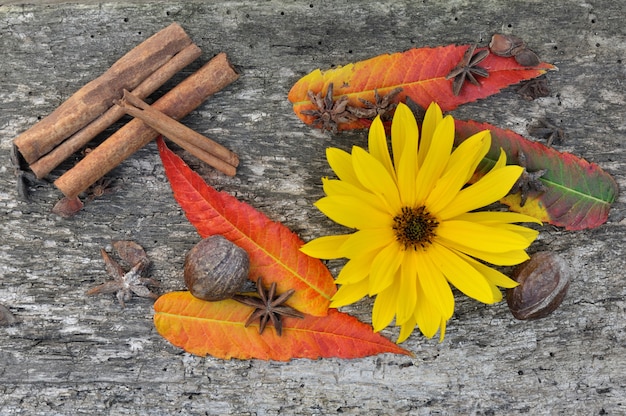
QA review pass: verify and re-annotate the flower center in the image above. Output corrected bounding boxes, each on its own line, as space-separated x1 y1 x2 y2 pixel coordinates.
393 206 439 250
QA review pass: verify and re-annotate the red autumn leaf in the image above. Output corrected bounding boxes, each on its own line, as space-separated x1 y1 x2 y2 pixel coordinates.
154 292 411 360
288 44 556 131
157 138 336 316
455 120 619 230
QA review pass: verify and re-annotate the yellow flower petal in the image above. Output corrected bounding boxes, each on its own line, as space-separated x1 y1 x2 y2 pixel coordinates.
415 249 454 320
393 105 420 206
442 129 492 181
454 250 518 289
326 147 364 190
492 148 507 169
452 211 542 225
438 319 447 343
415 115 455 203
418 102 443 167
437 220 533 253
414 281 443 339
300 234 351 259
368 116 396 180
340 228 396 259
322 178 384 209
369 243 404 295
426 131 491 214
499 224 540 244
315 195 390 229
429 242 499 304
438 165 524 220
395 251 418 325
372 280 400 332
436 237 531 265
352 147 402 213
334 256 372 285
330 279 369 308
397 315 417 343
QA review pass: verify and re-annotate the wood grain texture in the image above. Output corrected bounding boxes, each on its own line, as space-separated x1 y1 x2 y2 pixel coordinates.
0 1 624 415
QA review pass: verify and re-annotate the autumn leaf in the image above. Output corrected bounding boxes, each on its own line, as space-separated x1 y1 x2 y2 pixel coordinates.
157 138 336 316
154 292 411 360
288 44 556 131
455 120 619 230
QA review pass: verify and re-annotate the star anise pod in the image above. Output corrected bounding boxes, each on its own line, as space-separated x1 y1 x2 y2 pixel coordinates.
301 83 356 133
516 76 550 101
445 44 490 96
86 241 160 308
508 150 548 207
84 177 116 202
233 277 304 336
347 87 403 120
527 118 566 147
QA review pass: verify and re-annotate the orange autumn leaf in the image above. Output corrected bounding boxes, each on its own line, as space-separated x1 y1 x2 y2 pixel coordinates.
157 138 336 316
154 292 412 360
288 44 556 130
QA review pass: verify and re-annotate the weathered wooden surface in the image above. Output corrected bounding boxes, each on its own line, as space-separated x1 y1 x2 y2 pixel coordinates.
0 1 624 414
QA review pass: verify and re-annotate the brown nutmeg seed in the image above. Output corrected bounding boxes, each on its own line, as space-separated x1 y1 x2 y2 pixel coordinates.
489 33 526 57
514 48 540 67
184 235 250 301
506 251 570 320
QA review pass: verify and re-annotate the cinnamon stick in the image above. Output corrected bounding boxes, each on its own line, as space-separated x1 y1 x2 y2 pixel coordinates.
116 90 239 175
14 23 193 164
54 53 240 198
29 43 202 179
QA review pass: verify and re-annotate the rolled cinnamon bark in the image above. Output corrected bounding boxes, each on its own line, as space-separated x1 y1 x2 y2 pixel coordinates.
117 90 239 175
54 53 240 198
29 43 202 179
14 23 193 164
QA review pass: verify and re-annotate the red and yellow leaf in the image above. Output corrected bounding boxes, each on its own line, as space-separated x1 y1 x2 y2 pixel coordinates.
154 292 411 360
157 138 336 316
455 120 618 230
289 45 556 131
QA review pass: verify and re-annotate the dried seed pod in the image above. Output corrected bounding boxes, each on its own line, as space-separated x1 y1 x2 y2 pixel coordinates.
184 235 250 301
489 33 526 57
514 48 540 67
506 251 570 320
113 240 150 268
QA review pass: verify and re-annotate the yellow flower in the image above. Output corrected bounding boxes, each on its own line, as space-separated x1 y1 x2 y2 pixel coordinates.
301 102 540 342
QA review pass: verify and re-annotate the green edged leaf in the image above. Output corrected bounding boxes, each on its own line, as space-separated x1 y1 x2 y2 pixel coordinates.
455 120 618 230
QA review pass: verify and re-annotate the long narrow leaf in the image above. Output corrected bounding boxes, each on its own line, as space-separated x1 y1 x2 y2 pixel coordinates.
455 120 618 230
289 45 556 130
154 292 412 360
157 138 336 316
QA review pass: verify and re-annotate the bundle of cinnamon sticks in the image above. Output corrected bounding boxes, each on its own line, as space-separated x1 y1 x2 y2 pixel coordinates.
12 23 240 214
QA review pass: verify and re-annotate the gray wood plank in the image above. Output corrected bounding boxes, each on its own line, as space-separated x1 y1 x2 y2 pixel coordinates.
1 1 624 414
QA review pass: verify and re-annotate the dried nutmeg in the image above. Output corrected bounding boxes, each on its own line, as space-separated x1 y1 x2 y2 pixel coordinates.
506 251 570 320
489 33 526 57
184 235 250 301
513 48 540 67
489 33 540 67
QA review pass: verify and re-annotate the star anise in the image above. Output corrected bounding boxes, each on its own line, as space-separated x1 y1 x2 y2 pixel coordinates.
86 241 159 308
527 118 566 147
85 177 116 202
508 150 548 207
516 76 550 101
233 277 304 336
445 44 490 96
301 83 356 133
347 87 403 120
